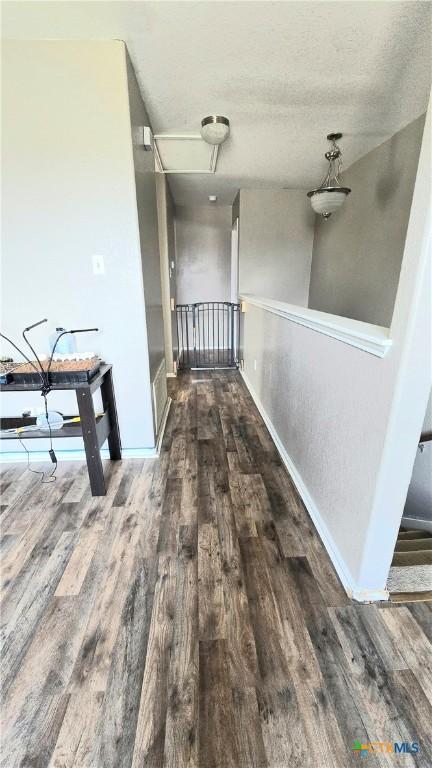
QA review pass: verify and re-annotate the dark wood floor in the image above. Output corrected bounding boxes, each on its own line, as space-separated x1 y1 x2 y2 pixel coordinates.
1 370 432 767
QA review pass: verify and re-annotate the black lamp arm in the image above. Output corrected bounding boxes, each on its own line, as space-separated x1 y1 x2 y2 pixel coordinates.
47 327 99 377
0 331 44 383
22 319 49 392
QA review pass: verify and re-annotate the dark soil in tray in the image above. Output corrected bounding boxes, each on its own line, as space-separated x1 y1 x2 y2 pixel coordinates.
8 358 101 384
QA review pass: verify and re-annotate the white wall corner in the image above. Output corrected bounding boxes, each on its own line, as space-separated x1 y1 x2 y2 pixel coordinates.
357 97 432 593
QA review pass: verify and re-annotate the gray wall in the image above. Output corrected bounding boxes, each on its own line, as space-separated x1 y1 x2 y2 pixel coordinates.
240 105 431 594
175 206 231 304
126 53 164 383
238 189 314 306
1 40 159 451
309 114 425 327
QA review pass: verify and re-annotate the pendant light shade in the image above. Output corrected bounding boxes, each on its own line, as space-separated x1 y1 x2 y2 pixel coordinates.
307 133 351 219
309 189 349 217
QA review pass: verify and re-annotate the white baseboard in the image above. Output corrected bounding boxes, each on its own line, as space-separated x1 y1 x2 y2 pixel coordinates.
0 398 172 465
240 369 389 603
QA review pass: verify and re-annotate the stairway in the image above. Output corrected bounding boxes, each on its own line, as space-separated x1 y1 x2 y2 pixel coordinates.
387 529 432 597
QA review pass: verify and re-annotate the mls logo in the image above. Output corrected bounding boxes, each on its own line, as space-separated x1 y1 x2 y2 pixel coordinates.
394 742 420 754
352 739 420 757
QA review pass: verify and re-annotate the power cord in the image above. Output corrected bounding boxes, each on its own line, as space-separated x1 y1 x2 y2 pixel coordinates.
21 321 58 481
1 322 98 485
1 323 57 482
17 432 57 484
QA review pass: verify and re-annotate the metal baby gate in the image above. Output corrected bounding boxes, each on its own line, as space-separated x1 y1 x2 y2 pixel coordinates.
176 302 240 370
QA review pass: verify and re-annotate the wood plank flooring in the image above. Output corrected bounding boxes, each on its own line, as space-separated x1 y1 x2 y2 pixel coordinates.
1 369 432 767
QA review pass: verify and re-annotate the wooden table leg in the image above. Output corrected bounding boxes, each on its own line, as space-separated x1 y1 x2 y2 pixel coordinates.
76 387 106 496
100 368 122 460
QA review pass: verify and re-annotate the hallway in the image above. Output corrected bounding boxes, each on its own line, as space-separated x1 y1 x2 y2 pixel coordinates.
1 370 432 767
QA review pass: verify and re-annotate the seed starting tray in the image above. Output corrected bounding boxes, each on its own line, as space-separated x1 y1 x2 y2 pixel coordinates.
5 359 101 385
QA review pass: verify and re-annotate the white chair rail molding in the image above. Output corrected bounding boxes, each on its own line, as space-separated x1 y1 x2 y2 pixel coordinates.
239 294 393 358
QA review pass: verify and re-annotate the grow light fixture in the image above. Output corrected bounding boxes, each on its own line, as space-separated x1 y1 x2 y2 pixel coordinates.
307 132 351 219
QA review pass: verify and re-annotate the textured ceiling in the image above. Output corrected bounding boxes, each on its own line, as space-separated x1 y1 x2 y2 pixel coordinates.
3 1 431 205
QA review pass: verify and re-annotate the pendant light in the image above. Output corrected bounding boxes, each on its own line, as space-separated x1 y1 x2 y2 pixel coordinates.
307 133 351 219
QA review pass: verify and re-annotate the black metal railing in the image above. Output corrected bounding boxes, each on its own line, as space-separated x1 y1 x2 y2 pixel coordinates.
176 302 240 370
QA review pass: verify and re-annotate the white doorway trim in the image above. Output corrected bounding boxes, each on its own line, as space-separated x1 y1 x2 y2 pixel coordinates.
230 217 239 303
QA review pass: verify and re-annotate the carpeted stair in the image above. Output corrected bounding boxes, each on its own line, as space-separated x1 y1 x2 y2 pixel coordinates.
387 529 432 597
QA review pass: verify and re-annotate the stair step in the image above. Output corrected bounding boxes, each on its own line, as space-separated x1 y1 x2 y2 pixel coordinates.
387 563 432 593
398 529 432 539
395 538 432 552
391 550 432 567
390 590 432 603
388 528 432 594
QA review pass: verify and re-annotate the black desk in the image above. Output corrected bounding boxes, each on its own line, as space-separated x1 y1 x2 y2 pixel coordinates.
0 364 121 496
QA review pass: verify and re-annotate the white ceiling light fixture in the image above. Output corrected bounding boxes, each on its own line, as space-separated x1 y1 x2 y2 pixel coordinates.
209 195 217 202
201 116 230 145
307 133 351 219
